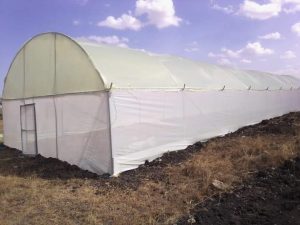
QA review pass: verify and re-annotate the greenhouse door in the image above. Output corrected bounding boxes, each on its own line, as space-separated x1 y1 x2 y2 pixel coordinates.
20 104 38 155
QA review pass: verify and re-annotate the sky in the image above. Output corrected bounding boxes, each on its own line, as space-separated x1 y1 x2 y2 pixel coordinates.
0 0 300 92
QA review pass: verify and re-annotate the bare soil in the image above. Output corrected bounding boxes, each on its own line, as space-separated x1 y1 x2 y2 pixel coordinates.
178 157 300 225
0 112 299 225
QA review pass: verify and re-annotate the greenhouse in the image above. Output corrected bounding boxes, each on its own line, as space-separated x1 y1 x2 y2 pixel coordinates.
2 32 300 175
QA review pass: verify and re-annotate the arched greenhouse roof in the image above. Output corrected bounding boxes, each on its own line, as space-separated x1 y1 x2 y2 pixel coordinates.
3 32 300 100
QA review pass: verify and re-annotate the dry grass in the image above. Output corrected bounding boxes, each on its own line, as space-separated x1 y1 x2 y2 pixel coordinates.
0 113 300 225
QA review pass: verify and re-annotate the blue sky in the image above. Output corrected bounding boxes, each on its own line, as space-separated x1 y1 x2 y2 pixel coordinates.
1 0 300 92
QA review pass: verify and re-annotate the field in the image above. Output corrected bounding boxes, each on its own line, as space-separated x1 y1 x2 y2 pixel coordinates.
0 112 299 225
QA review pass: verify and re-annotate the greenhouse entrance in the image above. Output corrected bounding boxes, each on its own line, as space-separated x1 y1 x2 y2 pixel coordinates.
20 104 38 156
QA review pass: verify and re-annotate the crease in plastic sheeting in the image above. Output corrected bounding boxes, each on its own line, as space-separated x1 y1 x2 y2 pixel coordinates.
77 95 111 174
54 92 112 175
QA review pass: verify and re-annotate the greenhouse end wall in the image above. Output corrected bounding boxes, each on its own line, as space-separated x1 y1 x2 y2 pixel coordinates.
3 91 113 174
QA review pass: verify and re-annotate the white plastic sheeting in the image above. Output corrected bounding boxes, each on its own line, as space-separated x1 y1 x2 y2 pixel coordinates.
3 33 300 100
80 42 300 91
2 32 300 175
4 89 300 174
3 92 112 174
110 89 300 174
3 33 104 100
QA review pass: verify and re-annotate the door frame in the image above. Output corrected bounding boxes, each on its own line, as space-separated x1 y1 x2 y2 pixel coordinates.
20 103 38 155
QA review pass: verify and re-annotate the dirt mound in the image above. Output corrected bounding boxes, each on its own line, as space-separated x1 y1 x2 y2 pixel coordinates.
0 145 99 179
178 157 300 225
232 112 299 137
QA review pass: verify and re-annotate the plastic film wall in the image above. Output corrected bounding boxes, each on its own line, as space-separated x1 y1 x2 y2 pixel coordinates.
3 33 104 100
109 89 300 174
3 92 112 174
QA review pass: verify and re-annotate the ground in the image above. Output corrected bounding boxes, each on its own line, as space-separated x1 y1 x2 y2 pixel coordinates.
0 112 299 225
178 157 300 225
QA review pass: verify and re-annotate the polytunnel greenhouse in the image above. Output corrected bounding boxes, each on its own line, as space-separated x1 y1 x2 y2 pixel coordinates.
2 32 300 174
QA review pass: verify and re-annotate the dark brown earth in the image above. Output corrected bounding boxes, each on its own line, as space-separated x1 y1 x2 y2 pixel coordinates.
178 157 300 225
0 145 99 179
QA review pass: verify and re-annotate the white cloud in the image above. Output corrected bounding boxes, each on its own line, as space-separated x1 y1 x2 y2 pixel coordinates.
73 20 80 26
98 0 181 30
76 35 130 48
284 0 300 3
283 5 300 13
210 0 300 20
208 48 242 59
283 0 300 13
218 58 233 66
211 42 273 60
284 0 300 4
259 32 281 40
208 52 224 58
239 0 282 20
280 50 297 59
184 41 199 52
135 0 182 28
241 59 252 64
212 3 234 14
98 13 143 31
208 42 273 67
221 47 242 58
239 0 300 19
244 42 274 55
291 22 300 36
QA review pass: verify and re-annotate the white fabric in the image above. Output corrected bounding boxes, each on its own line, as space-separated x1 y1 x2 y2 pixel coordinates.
109 89 300 174
3 33 300 100
3 33 104 100
54 93 112 173
2 100 23 150
80 42 300 90
3 92 112 174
